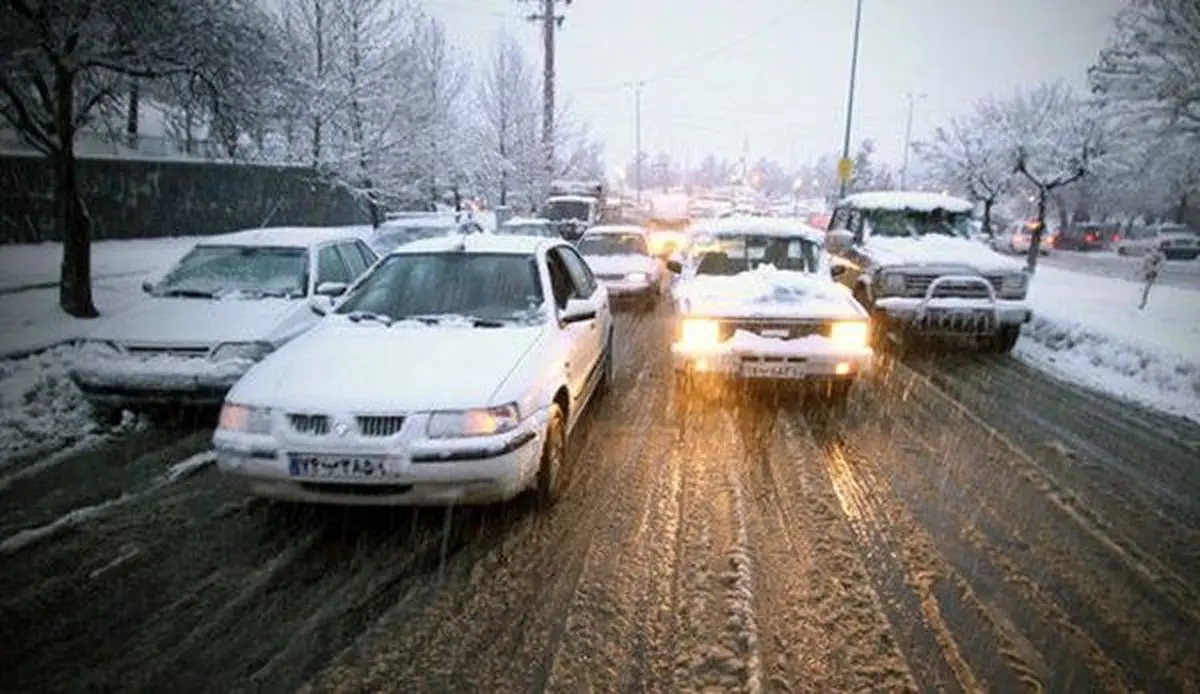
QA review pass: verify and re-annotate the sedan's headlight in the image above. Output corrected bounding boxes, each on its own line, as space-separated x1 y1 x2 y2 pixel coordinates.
78 340 122 360
878 272 906 296
217 403 273 434
427 403 520 438
678 318 721 349
830 321 869 348
626 271 649 283
210 341 274 363
999 272 1028 297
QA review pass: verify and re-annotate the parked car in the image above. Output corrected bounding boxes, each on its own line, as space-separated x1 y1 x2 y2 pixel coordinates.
497 217 558 238
824 192 1031 353
576 225 665 311
992 221 1051 255
670 216 872 403
1116 223 1200 260
370 213 484 254
213 233 615 508
1055 222 1113 251
70 227 379 425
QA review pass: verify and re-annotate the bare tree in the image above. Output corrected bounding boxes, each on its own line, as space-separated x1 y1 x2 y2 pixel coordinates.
915 116 1013 237
0 0 257 316
1090 0 1200 138
473 30 540 207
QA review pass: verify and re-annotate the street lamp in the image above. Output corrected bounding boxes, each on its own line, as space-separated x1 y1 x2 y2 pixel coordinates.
899 91 927 190
837 0 865 199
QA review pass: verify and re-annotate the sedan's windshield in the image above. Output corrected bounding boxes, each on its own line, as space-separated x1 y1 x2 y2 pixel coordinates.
690 234 819 275
865 210 972 238
156 245 308 298
376 224 456 249
336 252 545 323
578 233 648 256
541 200 592 221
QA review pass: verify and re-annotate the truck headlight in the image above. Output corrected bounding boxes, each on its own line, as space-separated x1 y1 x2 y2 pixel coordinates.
217 403 273 434
678 318 720 348
427 403 520 438
830 321 869 348
1000 272 1028 297
878 272 906 296
210 341 274 363
626 271 649 283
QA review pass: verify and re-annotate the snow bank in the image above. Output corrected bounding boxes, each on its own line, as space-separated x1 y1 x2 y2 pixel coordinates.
1019 266 1200 422
0 275 148 358
0 236 199 292
0 345 102 468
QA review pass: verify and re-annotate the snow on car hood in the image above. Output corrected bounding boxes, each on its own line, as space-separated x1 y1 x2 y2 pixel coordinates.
86 296 303 346
676 266 863 320
867 235 1023 273
583 254 656 277
229 319 543 412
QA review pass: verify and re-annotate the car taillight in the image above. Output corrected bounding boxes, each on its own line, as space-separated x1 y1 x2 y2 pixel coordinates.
1112 234 1121 241
1085 233 1096 242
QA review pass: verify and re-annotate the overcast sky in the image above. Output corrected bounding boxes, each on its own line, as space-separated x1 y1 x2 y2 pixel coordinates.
431 0 1125 171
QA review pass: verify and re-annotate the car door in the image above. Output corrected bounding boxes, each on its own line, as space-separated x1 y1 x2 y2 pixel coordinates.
828 205 866 288
556 245 608 390
545 249 592 410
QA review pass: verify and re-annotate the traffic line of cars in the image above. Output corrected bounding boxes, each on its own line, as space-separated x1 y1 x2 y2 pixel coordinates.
67 191 1034 511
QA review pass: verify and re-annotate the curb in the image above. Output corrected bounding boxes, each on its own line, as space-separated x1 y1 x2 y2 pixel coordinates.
0 338 80 362
0 270 149 297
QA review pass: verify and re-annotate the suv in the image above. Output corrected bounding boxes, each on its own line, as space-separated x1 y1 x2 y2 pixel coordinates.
1116 224 1199 260
825 192 1032 353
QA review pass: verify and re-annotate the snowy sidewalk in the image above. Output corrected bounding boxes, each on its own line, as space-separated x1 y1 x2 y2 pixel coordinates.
1019 266 1200 422
0 237 200 294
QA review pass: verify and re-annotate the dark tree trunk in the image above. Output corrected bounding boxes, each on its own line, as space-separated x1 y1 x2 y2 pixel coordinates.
1177 193 1189 224
1025 188 1047 275
125 81 139 149
981 198 995 238
54 65 98 318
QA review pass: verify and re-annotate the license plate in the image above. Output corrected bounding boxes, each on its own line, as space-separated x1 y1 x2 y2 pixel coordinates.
287 454 395 479
742 362 807 379
922 308 994 332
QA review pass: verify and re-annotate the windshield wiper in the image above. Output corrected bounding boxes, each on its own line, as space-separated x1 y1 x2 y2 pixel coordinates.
345 310 393 326
465 317 507 328
394 313 509 328
160 289 216 299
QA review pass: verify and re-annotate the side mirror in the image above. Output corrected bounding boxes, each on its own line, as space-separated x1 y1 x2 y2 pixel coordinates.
315 281 348 297
309 294 333 316
826 229 854 254
666 259 683 274
830 263 848 279
141 280 154 294
560 298 596 325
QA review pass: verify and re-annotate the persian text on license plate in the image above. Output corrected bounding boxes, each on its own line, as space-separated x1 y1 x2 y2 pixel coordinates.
742 362 807 379
287 454 395 479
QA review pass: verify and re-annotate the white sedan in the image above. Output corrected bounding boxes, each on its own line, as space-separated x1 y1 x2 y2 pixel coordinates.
70 226 378 425
576 225 665 310
213 233 615 508
671 217 874 402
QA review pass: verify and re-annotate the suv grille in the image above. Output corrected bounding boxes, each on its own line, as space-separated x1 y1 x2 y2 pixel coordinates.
356 416 406 437
903 274 1003 299
288 414 330 436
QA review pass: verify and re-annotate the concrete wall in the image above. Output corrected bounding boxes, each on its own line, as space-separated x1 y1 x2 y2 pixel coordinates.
0 153 369 243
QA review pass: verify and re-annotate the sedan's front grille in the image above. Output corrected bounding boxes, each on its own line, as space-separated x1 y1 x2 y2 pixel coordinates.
288 414 330 436
356 415 406 437
717 320 825 341
123 345 211 358
903 274 1002 299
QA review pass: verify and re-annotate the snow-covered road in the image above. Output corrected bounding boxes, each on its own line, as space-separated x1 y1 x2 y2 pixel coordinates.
0 309 1197 693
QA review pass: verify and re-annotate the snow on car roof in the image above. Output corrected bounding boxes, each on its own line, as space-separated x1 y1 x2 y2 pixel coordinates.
584 224 645 236
840 191 974 214
502 217 551 226
393 232 560 256
690 215 825 242
199 225 372 248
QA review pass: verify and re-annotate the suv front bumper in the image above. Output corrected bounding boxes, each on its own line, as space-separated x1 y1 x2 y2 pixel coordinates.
874 275 1031 334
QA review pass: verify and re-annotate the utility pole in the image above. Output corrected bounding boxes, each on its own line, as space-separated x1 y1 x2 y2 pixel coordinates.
526 0 570 183
899 91 927 190
625 80 644 203
837 0 864 199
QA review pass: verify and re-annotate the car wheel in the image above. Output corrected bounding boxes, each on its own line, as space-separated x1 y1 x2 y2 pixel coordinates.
596 334 614 396
1117 247 1128 256
986 325 1021 354
535 404 567 508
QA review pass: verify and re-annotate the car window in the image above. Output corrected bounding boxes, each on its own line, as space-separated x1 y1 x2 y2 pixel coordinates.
577 233 648 256
336 242 369 278
336 252 545 324
355 240 379 266
555 246 598 297
157 245 309 298
316 244 352 285
691 233 819 275
829 207 848 231
545 250 579 309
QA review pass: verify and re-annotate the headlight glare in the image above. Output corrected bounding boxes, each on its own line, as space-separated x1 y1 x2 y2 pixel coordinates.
217 403 273 434
626 271 649 283
678 318 721 349
830 321 869 348
426 403 520 438
210 341 274 363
